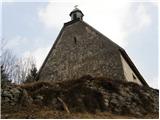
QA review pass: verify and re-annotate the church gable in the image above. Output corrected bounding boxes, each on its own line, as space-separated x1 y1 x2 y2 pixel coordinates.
38 20 125 82
37 7 148 87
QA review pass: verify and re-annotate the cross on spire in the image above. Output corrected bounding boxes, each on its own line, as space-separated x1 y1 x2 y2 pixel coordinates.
74 5 78 9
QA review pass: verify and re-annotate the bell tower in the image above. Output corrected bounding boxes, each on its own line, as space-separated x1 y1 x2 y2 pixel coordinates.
69 5 84 21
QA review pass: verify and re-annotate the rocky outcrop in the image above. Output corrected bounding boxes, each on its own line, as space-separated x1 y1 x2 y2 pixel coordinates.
1 76 159 118
1 86 32 106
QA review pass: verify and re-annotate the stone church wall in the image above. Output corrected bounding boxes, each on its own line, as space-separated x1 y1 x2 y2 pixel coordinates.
38 21 126 82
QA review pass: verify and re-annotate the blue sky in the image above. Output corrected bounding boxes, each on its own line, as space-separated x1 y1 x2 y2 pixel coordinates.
1 0 159 88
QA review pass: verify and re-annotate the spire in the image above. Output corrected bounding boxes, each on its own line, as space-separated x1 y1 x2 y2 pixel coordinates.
69 6 84 21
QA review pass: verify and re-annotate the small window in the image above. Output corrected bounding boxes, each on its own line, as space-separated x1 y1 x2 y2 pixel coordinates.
74 37 77 44
132 74 136 80
73 14 77 20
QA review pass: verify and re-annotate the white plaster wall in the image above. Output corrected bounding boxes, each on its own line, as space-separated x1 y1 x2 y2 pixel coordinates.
120 54 142 86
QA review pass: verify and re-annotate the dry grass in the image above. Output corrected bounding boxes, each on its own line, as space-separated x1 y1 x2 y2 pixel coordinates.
1 104 158 119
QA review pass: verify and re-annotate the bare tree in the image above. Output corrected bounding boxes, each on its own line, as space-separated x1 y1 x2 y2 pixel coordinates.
12 56 36 84
1 39 17 82
1 38 37 84
1 50 17 79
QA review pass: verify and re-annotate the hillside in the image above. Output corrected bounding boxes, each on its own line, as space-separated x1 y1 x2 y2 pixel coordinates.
1 75 159 119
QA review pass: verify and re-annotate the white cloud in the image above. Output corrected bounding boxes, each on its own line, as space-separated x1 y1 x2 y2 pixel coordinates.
38 0 152 48
38 2 72 29
5 36 28 49
81 1 130 47
23 47 50 70
124 4 151 33
147 76 158 89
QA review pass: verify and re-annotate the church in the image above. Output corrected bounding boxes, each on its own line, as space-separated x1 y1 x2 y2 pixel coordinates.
37 7 148 86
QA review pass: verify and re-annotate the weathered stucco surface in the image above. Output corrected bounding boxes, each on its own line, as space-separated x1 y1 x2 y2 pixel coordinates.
120 54 142 85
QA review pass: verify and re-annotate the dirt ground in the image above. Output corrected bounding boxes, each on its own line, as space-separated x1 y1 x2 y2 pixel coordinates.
1 104 158 119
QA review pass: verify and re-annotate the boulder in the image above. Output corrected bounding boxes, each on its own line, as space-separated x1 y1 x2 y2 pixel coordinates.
20 89 33 106
3 91 13 99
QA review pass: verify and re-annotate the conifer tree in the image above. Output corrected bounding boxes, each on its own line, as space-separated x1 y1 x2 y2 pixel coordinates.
25 64 37 83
